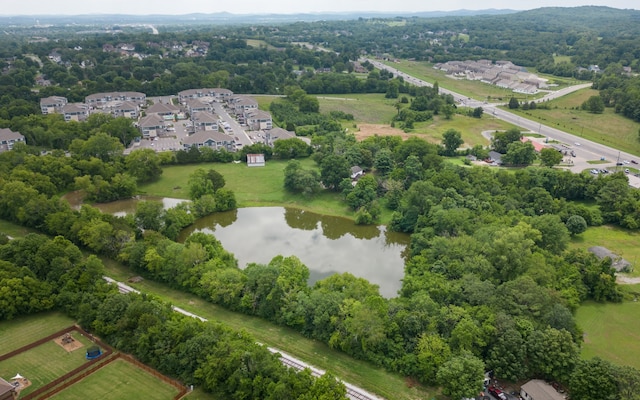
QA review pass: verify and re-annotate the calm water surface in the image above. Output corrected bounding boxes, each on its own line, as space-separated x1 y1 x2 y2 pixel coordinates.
63 193 409 297
179 207 409 297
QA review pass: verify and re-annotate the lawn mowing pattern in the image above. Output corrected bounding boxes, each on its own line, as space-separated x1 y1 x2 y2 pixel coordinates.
0 333 94 396
48 357 181 400
0 313 75 355
575 299 640 370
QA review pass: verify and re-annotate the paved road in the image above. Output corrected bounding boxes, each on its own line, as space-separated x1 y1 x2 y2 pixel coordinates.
104 277 384 400
364 58 640 188
211 102 253 148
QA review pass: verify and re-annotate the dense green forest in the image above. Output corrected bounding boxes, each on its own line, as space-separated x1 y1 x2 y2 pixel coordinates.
1 6 640 399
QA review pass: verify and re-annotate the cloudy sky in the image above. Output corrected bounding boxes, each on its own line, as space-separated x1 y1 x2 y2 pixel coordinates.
1 0 637 15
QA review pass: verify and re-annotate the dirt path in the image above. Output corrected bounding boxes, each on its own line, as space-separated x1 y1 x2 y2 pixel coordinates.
353 124 411 141
616 275 640 285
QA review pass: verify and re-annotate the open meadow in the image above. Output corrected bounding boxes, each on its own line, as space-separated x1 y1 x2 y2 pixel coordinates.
137 158 366 220
575 296 640 370
49 358 180 400
508 88 640 156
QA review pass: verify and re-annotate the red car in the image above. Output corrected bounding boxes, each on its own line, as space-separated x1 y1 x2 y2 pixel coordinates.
488 386 507 400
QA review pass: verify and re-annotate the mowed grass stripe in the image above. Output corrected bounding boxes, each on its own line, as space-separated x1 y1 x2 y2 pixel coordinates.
575 299 640 369
0 312 75 354
49 358 180 400
0 333 93 396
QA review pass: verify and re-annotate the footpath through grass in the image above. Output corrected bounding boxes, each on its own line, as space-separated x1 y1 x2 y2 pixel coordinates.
100 260 436 400
49 359 180 400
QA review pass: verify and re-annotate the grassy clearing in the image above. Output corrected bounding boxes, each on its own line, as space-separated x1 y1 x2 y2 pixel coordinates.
100 261 436 400
138 159 360 220
0 312 75 354
508 88 640 156
0 219 38 238
0 333 93 396
49 359 180 400
411 114 516 147
569 225 640 276
318 93 398 124
575 298 640 369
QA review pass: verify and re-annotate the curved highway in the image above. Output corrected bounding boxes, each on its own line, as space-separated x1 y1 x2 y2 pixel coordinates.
364 58 640 187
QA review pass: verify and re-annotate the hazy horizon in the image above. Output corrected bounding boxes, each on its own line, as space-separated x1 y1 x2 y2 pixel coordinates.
1 0 636 16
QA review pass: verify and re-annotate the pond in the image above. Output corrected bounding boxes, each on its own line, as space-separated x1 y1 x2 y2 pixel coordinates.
62 193 409 298
179 207 409 298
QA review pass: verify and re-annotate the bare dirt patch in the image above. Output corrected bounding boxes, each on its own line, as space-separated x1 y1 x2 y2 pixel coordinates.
54 333 84 353
353 124 412 141
616 275 640 285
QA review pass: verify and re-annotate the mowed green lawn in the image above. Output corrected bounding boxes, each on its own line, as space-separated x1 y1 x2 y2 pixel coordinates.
49 359 180 400
0 312 75 354
0 332 93 396
575 298 640 369
138 159 355 219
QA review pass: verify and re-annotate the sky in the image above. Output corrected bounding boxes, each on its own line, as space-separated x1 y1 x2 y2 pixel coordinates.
1 0 637 16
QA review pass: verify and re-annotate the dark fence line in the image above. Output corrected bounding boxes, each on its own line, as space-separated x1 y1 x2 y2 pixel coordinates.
118 353 189 400
2 324 188 400
0 325 76 362
32 353 119 400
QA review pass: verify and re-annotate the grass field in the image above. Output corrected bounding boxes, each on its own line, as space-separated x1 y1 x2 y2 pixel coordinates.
569 224 640 276
49 359 180 400
0 332 93 396
138 158 362 220
0 219 38 238
508 88 640 156
100 260 436 400
575 297 640 369
0 312 75 354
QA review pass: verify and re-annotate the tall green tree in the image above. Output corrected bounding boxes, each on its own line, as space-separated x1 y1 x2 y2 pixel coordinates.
442 129 464 156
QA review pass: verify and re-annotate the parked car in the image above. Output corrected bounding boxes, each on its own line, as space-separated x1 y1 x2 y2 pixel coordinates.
632 160 638 164
488 386 507 400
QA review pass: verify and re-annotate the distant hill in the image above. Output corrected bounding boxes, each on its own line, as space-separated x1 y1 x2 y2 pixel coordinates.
0 9 517 26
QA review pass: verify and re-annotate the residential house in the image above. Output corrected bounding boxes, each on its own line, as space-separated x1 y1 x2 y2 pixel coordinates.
145 102 182 119
187 99 213 115
62 103 89 122
263 127 298 146
229 96 258 124
112 101 139 119
138 114 167 138
246 109 273 131
183 130 234 151
192 112 219 131
588 246 632 272
213 88 234 102
0 377 17 400
520 380 564 400
247 153 266 167
350 166 364 179
40 96 68 115
178 88 213 103
85 92 146 108
0 128 25 153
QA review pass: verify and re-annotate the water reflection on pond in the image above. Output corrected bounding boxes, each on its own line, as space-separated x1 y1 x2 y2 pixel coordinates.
62 191 409 298
179 207 409 298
